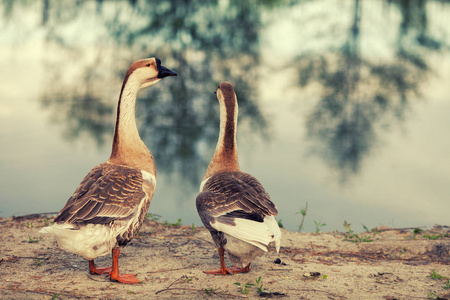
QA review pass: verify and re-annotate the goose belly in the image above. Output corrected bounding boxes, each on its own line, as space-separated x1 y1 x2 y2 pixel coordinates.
40 224 117 260
223 234 265 268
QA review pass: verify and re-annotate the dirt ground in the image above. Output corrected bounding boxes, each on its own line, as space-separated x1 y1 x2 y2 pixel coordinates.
0 214 449 300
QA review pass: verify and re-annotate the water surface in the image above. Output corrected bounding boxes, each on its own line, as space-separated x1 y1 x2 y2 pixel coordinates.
1 0 449 232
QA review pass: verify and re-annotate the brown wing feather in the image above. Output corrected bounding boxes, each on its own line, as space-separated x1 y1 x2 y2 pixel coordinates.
200 172 278 215
55 163 147 225
196 171 278 228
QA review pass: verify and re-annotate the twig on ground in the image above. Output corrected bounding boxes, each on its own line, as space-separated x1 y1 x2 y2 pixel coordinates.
156 287 244 298
376 226 426 232
155 275 244 298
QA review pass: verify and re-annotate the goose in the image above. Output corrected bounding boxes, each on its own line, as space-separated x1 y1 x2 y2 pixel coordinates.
40 57 177 284
196 81 281 275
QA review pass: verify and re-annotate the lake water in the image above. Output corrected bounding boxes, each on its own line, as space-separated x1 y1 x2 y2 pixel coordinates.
1 0 449 232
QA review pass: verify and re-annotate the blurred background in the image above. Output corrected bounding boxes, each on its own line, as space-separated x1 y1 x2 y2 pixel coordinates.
0 0 449 232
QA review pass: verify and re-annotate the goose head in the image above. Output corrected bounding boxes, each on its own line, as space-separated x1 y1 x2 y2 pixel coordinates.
215 81 236 104
215 81 238 126
125 57 177 89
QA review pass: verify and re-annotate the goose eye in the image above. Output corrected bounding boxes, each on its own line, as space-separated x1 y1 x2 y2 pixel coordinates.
145 63 151 67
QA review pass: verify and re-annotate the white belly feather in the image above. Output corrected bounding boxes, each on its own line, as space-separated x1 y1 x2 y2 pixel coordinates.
40 223 117 260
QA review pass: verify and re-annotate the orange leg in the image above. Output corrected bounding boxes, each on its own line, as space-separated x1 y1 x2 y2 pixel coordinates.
89 260 112 275
109 248 140 284
204 247 252 275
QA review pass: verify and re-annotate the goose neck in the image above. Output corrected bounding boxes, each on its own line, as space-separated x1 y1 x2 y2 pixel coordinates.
204 98 240 178
109 78 153 173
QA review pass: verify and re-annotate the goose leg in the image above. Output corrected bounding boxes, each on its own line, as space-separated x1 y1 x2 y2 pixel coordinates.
204 247 233 275
89 260 112 275
109 248 140 284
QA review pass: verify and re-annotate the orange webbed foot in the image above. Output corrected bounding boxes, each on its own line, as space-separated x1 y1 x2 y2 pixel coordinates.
110 273 140 284
89 260 112 275
90 266 112 275
203 268 231 275
203 265 251 275
227 264 251 274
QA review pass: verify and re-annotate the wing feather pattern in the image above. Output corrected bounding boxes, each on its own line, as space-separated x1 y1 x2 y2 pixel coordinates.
197 172 278 219
55 163 147 225
196 171 280 249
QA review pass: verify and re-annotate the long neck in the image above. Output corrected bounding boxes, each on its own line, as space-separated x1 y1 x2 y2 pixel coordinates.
108 77 156 175
204 98 240 179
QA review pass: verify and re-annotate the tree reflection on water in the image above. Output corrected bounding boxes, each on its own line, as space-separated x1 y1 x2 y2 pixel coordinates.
37 0 268 185
3 0 448 186
294 0 445 181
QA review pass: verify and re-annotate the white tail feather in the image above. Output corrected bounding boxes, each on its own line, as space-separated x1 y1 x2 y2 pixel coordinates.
212 216 282 252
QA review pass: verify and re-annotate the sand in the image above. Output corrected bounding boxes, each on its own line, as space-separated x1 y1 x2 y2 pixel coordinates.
0 214 449 299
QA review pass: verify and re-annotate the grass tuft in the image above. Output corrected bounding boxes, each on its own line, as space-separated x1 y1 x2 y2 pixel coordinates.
313 220 326 233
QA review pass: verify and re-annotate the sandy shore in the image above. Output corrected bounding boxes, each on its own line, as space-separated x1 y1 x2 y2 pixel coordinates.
0 215 449 299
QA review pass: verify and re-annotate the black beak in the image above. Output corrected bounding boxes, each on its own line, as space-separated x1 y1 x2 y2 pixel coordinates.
157 65 177 78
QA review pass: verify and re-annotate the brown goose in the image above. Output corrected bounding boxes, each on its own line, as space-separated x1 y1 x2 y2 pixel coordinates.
196 81 281 275
40 57 176 284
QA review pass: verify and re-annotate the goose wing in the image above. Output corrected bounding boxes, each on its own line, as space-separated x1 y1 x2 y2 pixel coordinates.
55 163 150 225
197 172 278 220
196 172 280 251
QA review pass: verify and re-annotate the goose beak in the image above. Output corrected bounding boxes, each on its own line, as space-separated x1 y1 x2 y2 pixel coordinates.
157 65 177 78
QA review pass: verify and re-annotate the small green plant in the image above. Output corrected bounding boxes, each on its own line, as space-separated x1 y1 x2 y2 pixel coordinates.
427 291 438 299
146 213 161 221
255 276 266 294
26 222 33 228
28 236 43 243
50 293 61 300
204 288 216 295
429 270 450 292
163 219 182 227
362 224 370 233
444 279 450 290
425 234 440 240
43 218 51 227
430 269 447 280
234 281 254 295
191 223 195 234
35 258 42 266
343 232 374 243
277 219 284 229
313 220 326 233
322 274 328 280
296 203 308 232
343 221 351 232
343 224 374 243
